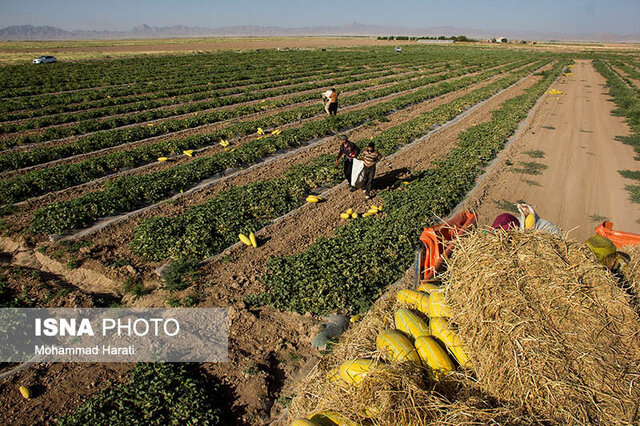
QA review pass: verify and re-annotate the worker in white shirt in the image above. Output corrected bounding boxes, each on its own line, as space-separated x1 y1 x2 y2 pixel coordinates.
321 88 339 116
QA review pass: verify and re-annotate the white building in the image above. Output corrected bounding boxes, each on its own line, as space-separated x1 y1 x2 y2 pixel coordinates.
416 39 455 44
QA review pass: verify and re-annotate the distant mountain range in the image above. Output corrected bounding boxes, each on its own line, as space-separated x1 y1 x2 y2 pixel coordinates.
1 23 638 42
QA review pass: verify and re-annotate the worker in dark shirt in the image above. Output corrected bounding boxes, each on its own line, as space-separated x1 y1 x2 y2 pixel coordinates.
335 134 360 191
360 142 391 199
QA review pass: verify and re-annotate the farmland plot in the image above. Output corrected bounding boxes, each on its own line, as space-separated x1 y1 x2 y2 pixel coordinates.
0 45 588 424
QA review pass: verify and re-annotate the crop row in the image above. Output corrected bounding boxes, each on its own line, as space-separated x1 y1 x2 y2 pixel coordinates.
130 155 341 260
2 52 439 122
0 62 407 130
247 60 567 315
57 363 224 424
611 60 640 82
1 59 348 114
1 54 286 98
0 57 502 149
594 60 640 202
0 61 358 124
3 51 457 119
1 46 463 105
2 46 541 116
129 61 549 262
1 48 383 97
0 60 433 143
10 59 530 205
29 59 548 234
0 58 521 178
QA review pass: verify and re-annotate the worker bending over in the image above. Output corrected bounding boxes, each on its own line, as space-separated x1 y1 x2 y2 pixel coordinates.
335 135 360 191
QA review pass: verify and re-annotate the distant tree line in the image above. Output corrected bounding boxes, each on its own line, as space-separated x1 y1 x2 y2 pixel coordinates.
377 35 476 42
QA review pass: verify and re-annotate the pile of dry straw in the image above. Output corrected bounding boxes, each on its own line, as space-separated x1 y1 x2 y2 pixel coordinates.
286 272 532 425
286 230 640 425
446 230 640 424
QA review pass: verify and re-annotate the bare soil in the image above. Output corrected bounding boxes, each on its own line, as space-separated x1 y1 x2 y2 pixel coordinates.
0 255 115 308
9 37 419 55
0 362 133 425
460 60 640 241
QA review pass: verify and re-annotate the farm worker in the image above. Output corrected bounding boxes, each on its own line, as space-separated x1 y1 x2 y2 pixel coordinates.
335 135 360 191
322 88 339 116
321 89 331 115
359 142 392 199
490 213 520 231
517 203 562 236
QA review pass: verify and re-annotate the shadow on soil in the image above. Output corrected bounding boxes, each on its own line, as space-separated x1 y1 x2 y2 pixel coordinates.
372 167 413 191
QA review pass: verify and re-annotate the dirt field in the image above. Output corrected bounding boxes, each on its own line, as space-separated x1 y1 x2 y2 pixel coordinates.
2 37 638 65
0 37 417 64
461 59 640 241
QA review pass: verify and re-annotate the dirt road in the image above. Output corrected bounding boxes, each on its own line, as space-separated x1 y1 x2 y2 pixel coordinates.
463 59 640 242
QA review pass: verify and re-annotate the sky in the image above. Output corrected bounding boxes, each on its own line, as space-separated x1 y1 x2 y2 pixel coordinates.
1 0 639 35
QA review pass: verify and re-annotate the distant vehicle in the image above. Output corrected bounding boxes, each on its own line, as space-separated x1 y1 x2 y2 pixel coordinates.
395 46 402 53
33 55 57 64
